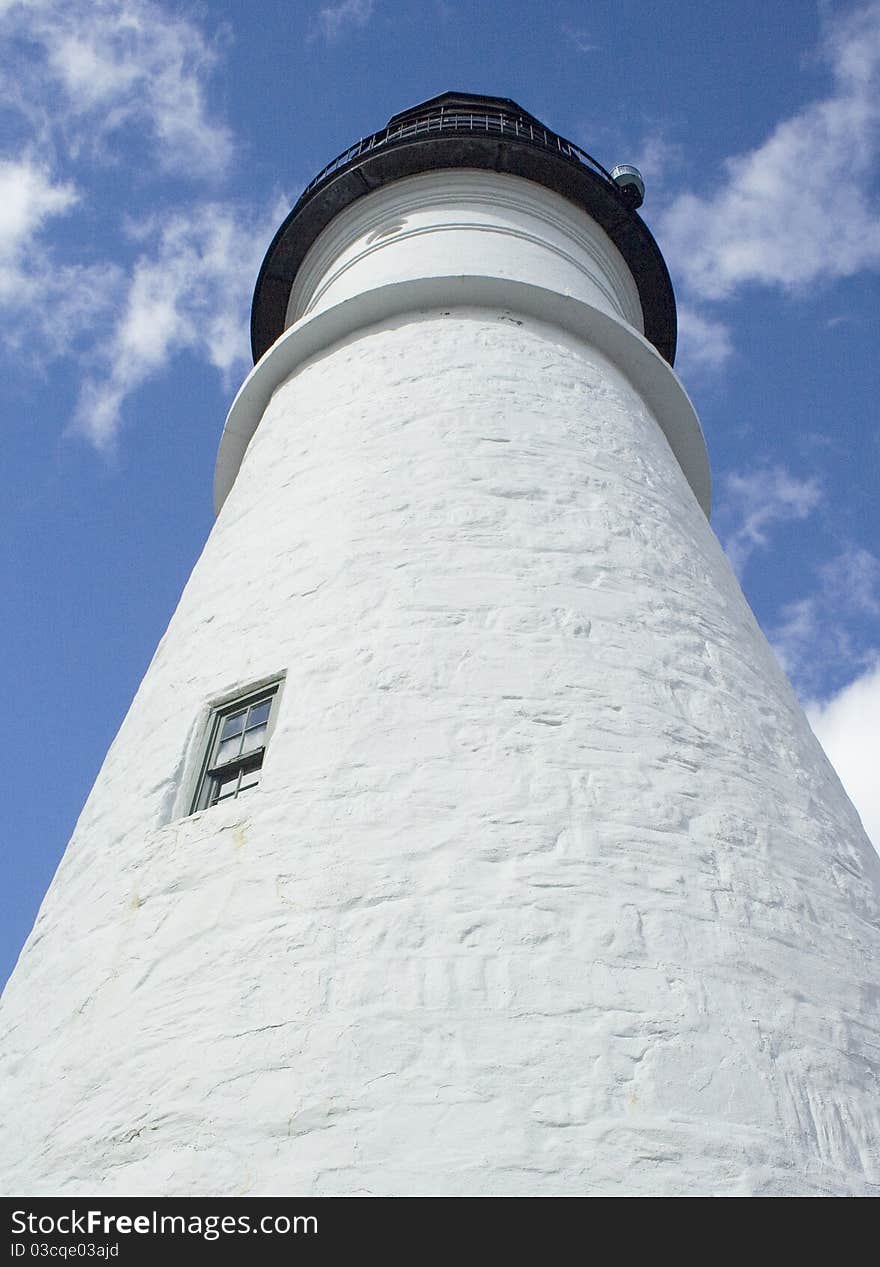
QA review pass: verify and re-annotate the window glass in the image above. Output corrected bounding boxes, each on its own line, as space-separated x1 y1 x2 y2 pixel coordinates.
241 723 267 753
220 711 247 740
215 735 243 765
239 768 261 792
213 771 240 803
247 700 271 729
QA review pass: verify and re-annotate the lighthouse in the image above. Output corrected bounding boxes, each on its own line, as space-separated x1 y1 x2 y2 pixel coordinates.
1 92 879 1196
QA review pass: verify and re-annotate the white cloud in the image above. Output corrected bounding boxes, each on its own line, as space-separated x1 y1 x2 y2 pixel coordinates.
0 0 233 177
824 543 880 615
0 1 248 385
718 465 823 577
675 304 733 375
660 3 880 301
73 198 287 449
771 545 880 692
655 2 880 379
561 24 597 54
312 0 374 43
806 661 880 852
629 131 682 193
0 158 122 356
0 160 77 301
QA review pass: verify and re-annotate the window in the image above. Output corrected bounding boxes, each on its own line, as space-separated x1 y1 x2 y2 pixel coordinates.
192 683 280 812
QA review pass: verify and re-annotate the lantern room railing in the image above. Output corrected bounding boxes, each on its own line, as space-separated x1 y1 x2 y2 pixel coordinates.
295 106 617 213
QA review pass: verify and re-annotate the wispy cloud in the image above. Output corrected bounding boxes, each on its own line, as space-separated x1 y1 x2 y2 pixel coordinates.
0 159 77 302
0 0 263 433
660 3 880 301
561 24 597 54
73 198 287 450
654 2 880 378
807 660 880 852
0 0 233 177
629 131 682 192
675 304 733 376
312 0 375 43
771 545 880 693
0 157 122 357
717 465 823 577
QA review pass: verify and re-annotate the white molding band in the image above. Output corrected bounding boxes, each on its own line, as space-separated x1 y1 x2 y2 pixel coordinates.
286 170 645 332
215 276 711 518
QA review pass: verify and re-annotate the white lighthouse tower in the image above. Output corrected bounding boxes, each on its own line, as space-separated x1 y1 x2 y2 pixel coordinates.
2 93 879 1196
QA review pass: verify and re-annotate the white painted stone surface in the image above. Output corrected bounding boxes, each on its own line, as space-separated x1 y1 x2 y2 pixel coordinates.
286 171 644 331
215 276 711 516
2 171 880 1196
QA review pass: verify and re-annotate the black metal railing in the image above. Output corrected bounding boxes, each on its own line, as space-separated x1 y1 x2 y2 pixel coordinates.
295 108 616 212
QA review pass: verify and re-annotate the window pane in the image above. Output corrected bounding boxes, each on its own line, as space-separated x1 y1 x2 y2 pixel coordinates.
220 710 246 741
247 700 272 728
214 735 243 765
212 771 239 803
241 722 267 754
239 767 261 792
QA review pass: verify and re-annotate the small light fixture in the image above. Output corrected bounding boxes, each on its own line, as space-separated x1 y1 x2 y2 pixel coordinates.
610 164 645 209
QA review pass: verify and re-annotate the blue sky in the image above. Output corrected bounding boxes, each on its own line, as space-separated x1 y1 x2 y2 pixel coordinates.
1 0 878 990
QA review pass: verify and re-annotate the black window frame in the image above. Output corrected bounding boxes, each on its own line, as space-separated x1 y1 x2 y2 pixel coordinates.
191 683 281 813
